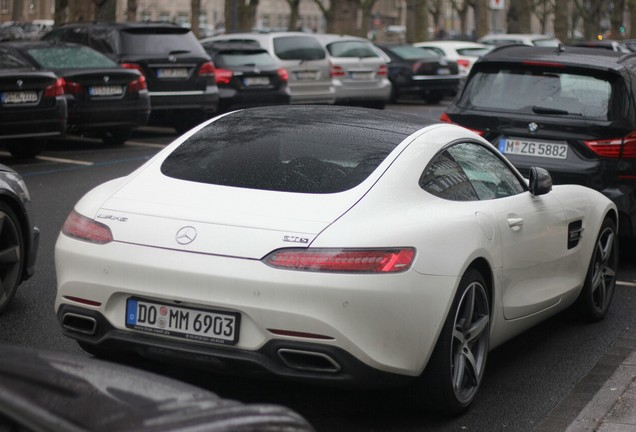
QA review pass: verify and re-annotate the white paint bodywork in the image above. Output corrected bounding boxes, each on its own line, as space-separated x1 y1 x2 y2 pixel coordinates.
55 118 617 377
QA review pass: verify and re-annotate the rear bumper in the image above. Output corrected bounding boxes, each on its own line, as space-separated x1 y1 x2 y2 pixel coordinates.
288 82 336 105
333 78 392 103
0 99 67 140
68 96 150 131
218 87 291 111
149 87 219 114
397 76 460 94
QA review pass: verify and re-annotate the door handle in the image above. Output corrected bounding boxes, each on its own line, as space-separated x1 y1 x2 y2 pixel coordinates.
507 217 524 231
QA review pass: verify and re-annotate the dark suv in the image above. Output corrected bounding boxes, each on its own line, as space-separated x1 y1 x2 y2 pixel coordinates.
44 22 219 133
443 45 636 241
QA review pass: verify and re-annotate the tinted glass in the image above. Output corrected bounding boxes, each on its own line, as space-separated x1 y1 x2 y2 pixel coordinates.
161 108 422 194
389 46 438 59
27 46 118 69
327 41 379 58
532 38 561 47
273 36 326 60
420 150 479 201
456 47 491 57
216 51 275 67
459 66 615 120
120 30 207 56
0 50 30 69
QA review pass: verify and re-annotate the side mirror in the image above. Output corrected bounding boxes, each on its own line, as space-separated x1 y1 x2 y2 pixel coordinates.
528 167 552 196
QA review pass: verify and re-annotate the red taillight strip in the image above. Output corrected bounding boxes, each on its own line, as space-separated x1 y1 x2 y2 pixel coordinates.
215 68 233 85
198 61 216 77
128 74 147 92
584 132 636 158
440 113 484 136
277 67 289 82
61 209 113 244
263 248 415 273
377 64 388 76
44 78 65 97
330 64 346 78
268 329 334 340
63 296 102 307
522 61 566 68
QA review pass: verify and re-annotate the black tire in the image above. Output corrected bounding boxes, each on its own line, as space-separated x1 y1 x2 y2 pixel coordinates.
575 217 618 322
414 268 490 416
7 140 46 159
0 202 25 313
102 129 131 146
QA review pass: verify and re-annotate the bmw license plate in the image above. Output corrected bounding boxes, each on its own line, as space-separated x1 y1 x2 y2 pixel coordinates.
244 77 270 86
1 91 38 104
499 137 568 159
89 85 123 97
125 298 240 345
157 68 189 78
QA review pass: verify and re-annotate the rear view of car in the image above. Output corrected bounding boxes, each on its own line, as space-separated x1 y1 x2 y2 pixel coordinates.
201 40 290 113
0 46 66 158
43 22 219 133
316 34 391 109
412 40 492 77
202 32 335 105
443 45 636 240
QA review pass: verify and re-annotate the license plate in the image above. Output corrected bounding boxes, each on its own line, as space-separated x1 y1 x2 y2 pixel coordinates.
437 68 451 75
295 70 318 80
244 77 270 86
157 68 189 78
89 85 123 97
1 91 38 104
351 71 374 80
125 298 240 345
499 138 568 159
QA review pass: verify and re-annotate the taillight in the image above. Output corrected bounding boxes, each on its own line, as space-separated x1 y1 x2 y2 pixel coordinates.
412 62 423 74
377 64 388 77
198 61 216 77
439 112 484 136
457 59 470 68
44 78 65 97
61 210 113 244
215 68 233 85
584 133 636 158
121 63 145 76
127 74 147 92
263 248 415 273
62 79 83 95
440 112 453 123
277 67 289 82
330 63 346 78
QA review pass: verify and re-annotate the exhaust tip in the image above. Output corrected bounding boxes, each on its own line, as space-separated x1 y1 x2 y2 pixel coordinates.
278 348 341 373
62 313 97 335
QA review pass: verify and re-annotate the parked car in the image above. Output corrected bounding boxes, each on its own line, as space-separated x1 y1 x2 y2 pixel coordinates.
314 34 391 109
374 43 460 103
200 40 290 113
55 105 617 415
0 45 67 158
570 39 631 52
477 33 562 47
0 164 38 313
412 40 492 77
43 22 219 133
201 32 335 105
442 44 636 242
0 344 315 431
2 40 150 146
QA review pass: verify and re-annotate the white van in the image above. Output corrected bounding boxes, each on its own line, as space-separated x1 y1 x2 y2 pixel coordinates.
202 32 335 105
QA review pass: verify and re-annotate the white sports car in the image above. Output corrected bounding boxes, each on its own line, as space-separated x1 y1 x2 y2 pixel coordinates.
55 106 618 415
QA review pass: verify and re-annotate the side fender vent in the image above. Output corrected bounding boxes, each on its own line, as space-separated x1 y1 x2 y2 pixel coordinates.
568 220 584 249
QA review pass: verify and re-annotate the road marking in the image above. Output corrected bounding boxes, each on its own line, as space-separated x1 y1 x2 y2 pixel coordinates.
35 156 94 166
617 281 636 287
125 141 167 149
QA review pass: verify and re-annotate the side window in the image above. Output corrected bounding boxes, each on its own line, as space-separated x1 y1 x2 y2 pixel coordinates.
421 142 525 201
447 142 526 199
420 150 479 201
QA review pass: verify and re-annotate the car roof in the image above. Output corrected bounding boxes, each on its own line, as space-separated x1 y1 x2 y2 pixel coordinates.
0 39 80 50
202 31 315 43
53 21 184 30
415 40 488 47
313 33 370 43
477 45 636 71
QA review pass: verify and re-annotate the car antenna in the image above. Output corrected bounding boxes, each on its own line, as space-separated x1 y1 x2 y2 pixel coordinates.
555 43 566 55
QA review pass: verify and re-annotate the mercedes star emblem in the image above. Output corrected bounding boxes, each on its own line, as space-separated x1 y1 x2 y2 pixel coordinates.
175 226 197 245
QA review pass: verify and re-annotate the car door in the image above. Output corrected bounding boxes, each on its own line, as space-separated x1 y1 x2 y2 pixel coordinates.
444 142 571 320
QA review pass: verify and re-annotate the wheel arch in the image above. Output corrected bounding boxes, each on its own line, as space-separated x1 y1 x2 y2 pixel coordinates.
0 192 31 282
465 257 494 313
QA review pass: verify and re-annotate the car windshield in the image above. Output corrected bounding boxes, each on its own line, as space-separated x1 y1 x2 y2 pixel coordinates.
216 51 275 67
388 45 438 59
26 46 118 69
327 41 379 58
458 66 615 120
160 108 420 194
273 36 326 60
120 30 207 56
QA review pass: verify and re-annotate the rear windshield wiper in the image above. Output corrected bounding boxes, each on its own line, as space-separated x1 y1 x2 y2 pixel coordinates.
532 105 570 115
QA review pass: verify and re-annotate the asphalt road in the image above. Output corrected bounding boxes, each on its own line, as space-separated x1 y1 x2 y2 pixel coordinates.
1 102 635 432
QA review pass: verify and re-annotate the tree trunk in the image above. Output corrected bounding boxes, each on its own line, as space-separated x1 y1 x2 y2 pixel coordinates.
127 0 137 22
630 0 636 37
191 0 201 38
286 0 302 31
224 0 259 32
93 0 116 21
54 0 69 26
474 0 488 39
68 0 94 21
553 0 568 43
508 0 531 33
360 0 379 38
610 0 626 38
413 0 428 43
331 0 360 35
11 0 23 21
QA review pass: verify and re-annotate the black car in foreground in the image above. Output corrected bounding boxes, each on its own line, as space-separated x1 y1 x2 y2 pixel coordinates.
201 40 291 113
0 164 38 313
374 43 460 103
443 45 636 242
44 22 219 133
2 40 150 146
0 45 66 158
0 344 315 432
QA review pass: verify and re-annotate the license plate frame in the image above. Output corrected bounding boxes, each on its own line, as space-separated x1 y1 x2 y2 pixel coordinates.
498 137 568 159
89 85 124 97
1 90 38 105
350 71 374 80
244 77 270 86
295 70 318 81
125 297 240 345
156 68 189 79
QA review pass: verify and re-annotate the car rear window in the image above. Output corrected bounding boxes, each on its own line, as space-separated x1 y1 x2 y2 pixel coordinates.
273 36 326 61
161 107 423 194
216 51 275 67
456 47 491 57
458 65 615 120
0 49 30 68
120 30 207 56
388 46 438 59
326 41 379 58
26 46 118 69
